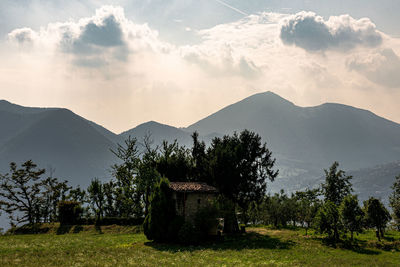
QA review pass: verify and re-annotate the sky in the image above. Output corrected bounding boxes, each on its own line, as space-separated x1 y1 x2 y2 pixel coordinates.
1 0 400 133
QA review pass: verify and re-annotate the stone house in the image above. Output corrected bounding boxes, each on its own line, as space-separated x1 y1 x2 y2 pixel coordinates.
169 182 218 222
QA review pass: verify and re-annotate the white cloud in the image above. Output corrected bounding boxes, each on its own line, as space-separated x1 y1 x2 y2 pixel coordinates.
280 11 382 52
347 48 400 88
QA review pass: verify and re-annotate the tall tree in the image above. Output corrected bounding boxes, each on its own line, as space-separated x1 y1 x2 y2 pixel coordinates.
363 197 391 241
191 132 209 183
111 136 141 217
137 135 161 216
295 188 321 235
156 140 192 182
41 177 70 223
208 130 278 233
339 195 364 240
389 174 400 231
87 178 105 220
0 160 46 225
322 162 353 206
143 177 176 242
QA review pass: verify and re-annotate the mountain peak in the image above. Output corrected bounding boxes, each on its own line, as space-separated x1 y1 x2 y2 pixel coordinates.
240 91 296 107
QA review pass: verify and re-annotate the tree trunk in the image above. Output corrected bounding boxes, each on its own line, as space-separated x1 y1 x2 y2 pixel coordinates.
351 231 353 241
376 230 381 241
334 227 339 242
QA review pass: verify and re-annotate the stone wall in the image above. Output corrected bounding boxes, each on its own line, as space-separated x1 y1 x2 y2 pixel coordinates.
172 192 216 222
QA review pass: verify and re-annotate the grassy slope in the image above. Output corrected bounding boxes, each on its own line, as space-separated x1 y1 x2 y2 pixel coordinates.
0 226 399 267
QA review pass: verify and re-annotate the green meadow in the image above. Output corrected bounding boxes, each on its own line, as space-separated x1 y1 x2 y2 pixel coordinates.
0 225 399 267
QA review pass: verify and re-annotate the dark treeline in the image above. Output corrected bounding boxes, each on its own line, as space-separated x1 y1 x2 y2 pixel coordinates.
0 130 399 242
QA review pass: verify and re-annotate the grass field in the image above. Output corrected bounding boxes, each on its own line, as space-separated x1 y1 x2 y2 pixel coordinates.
0 224 399 267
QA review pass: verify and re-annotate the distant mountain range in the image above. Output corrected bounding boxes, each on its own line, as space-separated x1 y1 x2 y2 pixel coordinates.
1 92 399 202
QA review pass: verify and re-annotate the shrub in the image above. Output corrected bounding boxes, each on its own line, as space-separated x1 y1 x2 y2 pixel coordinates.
58 201 83 225
178 221 198 245
95 217 144 226
167 216 185 241
194 203 219 238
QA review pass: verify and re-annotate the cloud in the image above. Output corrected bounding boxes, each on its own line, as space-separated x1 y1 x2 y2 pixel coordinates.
8 6 165 67
8 27 38 45
347 48 400 88
280 11 382 52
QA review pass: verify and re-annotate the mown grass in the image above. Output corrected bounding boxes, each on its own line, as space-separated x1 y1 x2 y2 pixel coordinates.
0 225 399 267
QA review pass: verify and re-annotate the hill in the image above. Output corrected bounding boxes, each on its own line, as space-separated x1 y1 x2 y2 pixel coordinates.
186 91 400 184
0 101 119 187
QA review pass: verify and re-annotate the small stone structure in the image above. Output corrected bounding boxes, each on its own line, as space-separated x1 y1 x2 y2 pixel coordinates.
169 182 218 222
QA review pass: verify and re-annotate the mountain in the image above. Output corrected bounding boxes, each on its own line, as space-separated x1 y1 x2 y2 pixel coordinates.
186 92 400 179
1 93 400 227
0 101 119 187
120 121 194 147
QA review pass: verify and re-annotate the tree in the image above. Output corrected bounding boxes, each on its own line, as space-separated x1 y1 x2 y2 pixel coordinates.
156 140 193 182
0 161 46 225
58 200 83 225
143 177 177 242
322 162 353 205
41 176 70 223
295 188 321 235
102 181 117 217
87 178 105 220
339 195 364 240
315 201 341 241
363 197 391 241
111 136 141 218
191 132 210 183
137 134 161 216
389 174 400 231
207 130 278 233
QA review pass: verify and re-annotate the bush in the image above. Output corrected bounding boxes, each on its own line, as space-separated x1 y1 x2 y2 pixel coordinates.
95 217 144 226
178 221 198 244
194 203 219 238
167 216 185 241
58 201 83 225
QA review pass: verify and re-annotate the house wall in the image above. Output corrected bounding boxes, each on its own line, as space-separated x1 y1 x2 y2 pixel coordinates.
172 192 216 222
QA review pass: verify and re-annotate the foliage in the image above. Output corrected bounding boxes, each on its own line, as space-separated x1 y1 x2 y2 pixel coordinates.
177 221 197 245
339 195 364 240
143 178 176 242
295 188 321 234
315 201 341 241
111 136 142 218
57 201 83 225
389 175 400 230
193 203 219 239
156 140 193 182
363 197 391 241
0 161 46 225
322 162 353 206
87 178 105 220
207 130 278 232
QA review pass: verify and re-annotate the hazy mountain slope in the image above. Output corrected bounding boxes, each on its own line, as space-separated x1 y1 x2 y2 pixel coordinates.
0 104 119 187
350 161 400 204
120 121 195 148
186 92 400 172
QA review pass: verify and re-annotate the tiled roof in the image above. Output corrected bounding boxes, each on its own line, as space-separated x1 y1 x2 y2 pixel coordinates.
169 182 218 193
